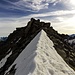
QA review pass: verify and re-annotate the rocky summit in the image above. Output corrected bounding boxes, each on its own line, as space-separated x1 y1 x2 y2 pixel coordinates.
0 18 75 75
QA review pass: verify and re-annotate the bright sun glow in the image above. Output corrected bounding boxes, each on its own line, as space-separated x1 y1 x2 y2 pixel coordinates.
67 15 75 24
70 0 75 6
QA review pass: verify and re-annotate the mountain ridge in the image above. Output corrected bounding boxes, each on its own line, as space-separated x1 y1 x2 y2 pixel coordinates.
4 30 75 75
0 18 75 75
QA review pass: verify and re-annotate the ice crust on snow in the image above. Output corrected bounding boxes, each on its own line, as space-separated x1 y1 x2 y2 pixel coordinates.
5 30 75 75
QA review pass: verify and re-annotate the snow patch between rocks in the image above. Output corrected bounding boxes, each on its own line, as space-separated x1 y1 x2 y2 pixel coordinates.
0 51 12 68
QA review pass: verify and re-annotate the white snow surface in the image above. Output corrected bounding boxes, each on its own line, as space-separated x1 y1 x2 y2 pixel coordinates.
68 39 75 44
5 30 75 75
0 51 12 68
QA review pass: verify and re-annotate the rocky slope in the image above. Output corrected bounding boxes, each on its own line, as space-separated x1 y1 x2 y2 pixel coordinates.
0 18 75 75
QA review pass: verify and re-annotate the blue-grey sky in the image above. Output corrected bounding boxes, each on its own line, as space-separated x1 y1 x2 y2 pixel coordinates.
0 0 75 36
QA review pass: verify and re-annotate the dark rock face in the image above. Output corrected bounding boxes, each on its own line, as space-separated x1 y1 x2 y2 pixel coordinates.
0 18 75 75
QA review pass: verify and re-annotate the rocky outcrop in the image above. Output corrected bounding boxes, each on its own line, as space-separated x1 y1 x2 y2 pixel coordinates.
0 18 75 75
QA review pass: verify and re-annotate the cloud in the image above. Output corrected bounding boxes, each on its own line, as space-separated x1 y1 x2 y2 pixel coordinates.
19 10 75 21
0 0 75 13
0 0 75 17
1 0 61 12
4 0 75 11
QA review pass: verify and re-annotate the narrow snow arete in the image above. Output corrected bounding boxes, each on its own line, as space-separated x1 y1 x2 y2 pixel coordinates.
4 30 75 75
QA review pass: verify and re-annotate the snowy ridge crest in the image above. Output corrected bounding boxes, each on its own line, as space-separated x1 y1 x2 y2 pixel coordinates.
5 30 75 75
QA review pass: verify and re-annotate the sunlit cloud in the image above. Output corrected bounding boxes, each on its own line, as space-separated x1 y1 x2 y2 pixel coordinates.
69 0 75 6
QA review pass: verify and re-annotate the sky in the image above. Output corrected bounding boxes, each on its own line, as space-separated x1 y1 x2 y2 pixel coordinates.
0 0 75 36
